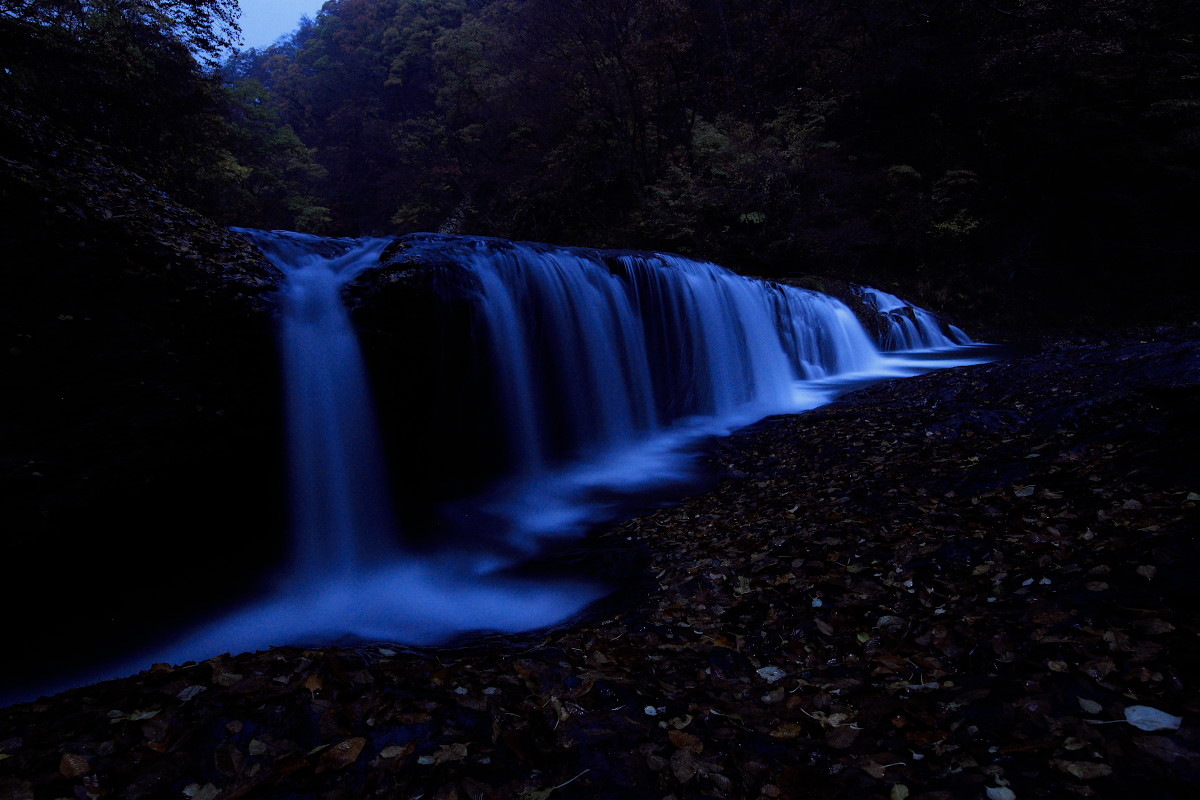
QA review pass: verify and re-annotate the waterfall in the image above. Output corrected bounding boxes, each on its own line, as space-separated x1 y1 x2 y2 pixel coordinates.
402 236 888 480
854 285 973 351
257 230 399 583
10 231 989 703
388 235 989 548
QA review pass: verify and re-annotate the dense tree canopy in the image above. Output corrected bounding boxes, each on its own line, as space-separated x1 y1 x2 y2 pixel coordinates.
0 0 334 229
212 0 1198 327
1 0 240 63
3 0 1197 325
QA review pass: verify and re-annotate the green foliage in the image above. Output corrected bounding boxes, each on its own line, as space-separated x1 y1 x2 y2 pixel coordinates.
7 0 1196 324
930 209 981 239
198 78 331 231
1 3 235 211
1 0 240 66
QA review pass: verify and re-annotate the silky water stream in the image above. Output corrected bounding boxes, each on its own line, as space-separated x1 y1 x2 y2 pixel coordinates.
4 231 994 703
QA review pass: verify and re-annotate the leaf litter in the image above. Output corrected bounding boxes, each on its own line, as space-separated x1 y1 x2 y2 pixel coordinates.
1 333 1199 799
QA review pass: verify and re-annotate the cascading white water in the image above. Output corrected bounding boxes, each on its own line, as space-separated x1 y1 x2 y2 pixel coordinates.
412 239 889 478
854 285 973 351
14 231 989 703
48 232 608 689
401 235 990 548
266 231 399 583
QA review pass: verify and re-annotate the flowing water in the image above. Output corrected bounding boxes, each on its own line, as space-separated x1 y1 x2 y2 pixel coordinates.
854 285 973 351
5 232 994 703
398 235 988 549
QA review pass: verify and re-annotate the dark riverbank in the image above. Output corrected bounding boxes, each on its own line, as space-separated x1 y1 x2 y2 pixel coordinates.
2 328 1196 799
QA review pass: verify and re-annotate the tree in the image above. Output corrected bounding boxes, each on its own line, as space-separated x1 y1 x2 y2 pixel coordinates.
197 78 331 232
1 0 240 66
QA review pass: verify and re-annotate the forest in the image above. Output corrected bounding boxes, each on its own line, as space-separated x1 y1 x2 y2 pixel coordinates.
2 1 1200 799
5 0 1199 331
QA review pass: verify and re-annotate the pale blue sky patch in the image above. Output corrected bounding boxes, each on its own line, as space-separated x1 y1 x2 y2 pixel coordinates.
238 0 327 49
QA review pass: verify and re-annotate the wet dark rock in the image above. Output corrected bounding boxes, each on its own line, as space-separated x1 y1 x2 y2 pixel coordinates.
1 101 288 698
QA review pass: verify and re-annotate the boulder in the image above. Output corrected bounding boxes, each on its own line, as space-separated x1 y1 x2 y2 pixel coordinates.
0 100 289 697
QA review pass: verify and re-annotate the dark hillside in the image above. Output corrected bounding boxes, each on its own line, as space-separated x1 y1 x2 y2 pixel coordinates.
226 0 1200 335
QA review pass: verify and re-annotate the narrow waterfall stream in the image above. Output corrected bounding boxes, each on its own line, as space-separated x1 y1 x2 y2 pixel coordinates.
271 232 398 584
12 232 992 701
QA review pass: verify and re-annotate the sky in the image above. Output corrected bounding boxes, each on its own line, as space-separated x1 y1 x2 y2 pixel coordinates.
237 0 327 50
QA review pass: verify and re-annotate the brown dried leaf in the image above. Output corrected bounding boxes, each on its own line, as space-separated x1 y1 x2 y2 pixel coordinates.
59 753 89 779
1051 760 1113 780
434 743 469 764
668 730 703 753
1135 619 1175 635
826 725 861 749
770 722 804 739
318 737 366 772
670 749 697 782
1135 736 1194 763
214 670 243 687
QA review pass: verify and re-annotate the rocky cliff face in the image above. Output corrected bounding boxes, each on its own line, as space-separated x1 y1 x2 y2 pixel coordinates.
0 100 288 693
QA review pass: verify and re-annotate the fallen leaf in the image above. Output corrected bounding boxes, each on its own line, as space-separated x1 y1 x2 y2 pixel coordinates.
176 685 206 702
59 753 89 779
669 730 703 752
671 749 697 782
827 725 860 749
770 722 804 739
214 671 243 687
1135 736 1193 763
431 743 468 764
1124 705 1182 732
1051 760 1113 780
381 744 413 759
318 737 366 771
183 785 220 800
756 666 786 683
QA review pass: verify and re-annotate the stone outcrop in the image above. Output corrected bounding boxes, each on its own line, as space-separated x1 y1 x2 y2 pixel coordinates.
1 101 289 694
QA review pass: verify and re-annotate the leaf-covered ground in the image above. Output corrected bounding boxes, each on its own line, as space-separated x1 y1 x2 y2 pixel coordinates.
2 330 1198 800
